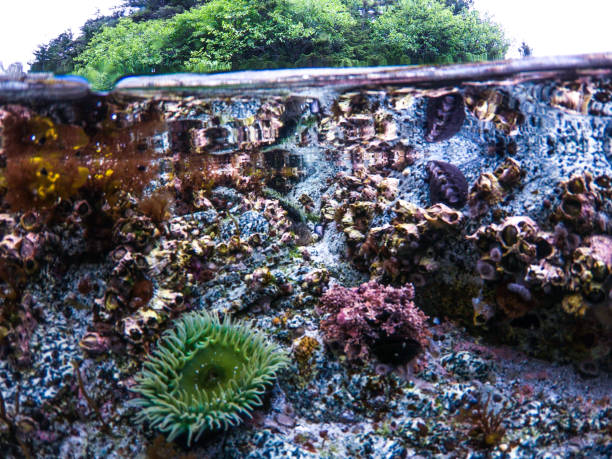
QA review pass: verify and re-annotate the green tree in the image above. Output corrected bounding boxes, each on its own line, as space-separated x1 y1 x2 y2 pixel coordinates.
122 0 205 21
72 0 508 89
370 0 507 65
74 0 359 87
169 0 358 71
29 2 196 74
74 18 172 88
31 31 78 73
444 0 473 14
30 13 123 74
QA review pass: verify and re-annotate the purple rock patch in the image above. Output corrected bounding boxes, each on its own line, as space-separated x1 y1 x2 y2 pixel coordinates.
424 93 466 142
426 160 469 208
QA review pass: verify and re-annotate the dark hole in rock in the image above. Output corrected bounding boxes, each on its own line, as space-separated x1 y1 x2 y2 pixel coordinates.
595 175 611 188
501 225 518 247
535 238 553 258
578 332 596 348
571 262 583 275
75 201 91 216
567 178 585 194
585 287 605 303
501 253 522 273
510 313 540 329
561 196 582 217
24 258 37 272
371 335 421 366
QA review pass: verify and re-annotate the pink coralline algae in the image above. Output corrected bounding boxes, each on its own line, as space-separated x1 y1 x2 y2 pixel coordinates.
317 281 430 365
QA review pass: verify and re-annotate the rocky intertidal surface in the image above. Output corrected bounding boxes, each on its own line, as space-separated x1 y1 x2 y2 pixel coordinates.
0 61 611 457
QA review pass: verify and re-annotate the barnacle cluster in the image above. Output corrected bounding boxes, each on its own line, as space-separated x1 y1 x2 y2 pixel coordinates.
87 240 164 348
464 88 524 136
320 163 465 283
550 82 593 115
169 98 286 155
321 168 398 245
549 80 612 116
0 214 44 281
468 216 556 316
563 235 612 319
320 91 413 171
141 192 297 319
468 173 612 326
0 211 45 365
469 217 555 281
1 66 612 456
550 172 611 234
468 158 524 218
0 90 326 448
360 200 464 283
131 310 288 445
0 99 172 362
165 95 321 197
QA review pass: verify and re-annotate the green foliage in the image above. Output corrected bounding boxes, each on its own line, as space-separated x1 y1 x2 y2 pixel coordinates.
67 0 508 89
75 0 359 88
444 0 473 14
30 31 79 74
29 2 194 74
370 0 508 65
30 13 123 74
74 18 172 88
123 0 205 21
163 0 359 71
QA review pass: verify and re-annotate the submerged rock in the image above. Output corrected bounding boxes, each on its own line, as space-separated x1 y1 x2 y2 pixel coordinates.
1 56 612 457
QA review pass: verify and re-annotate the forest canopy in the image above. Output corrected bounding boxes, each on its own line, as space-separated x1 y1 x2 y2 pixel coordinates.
30 0 509 90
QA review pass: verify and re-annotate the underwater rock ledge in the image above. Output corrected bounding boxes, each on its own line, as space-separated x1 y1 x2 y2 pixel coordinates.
0 55 611 457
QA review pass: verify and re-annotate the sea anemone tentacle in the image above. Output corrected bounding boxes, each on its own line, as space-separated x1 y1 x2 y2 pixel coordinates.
131 309 288 445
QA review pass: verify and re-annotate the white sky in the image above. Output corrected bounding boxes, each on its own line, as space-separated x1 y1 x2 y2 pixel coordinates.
0 0 124 70
0 0 611 71
473 0 612 58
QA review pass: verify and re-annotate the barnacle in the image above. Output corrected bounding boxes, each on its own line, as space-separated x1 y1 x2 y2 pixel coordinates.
468 172 503 218
131 310 288 445
468 159 524 218
465 88 524 135
550 82 592 115
551 172 610 234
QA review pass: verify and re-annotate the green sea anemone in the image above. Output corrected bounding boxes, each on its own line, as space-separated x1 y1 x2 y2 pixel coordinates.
131 310 288 445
